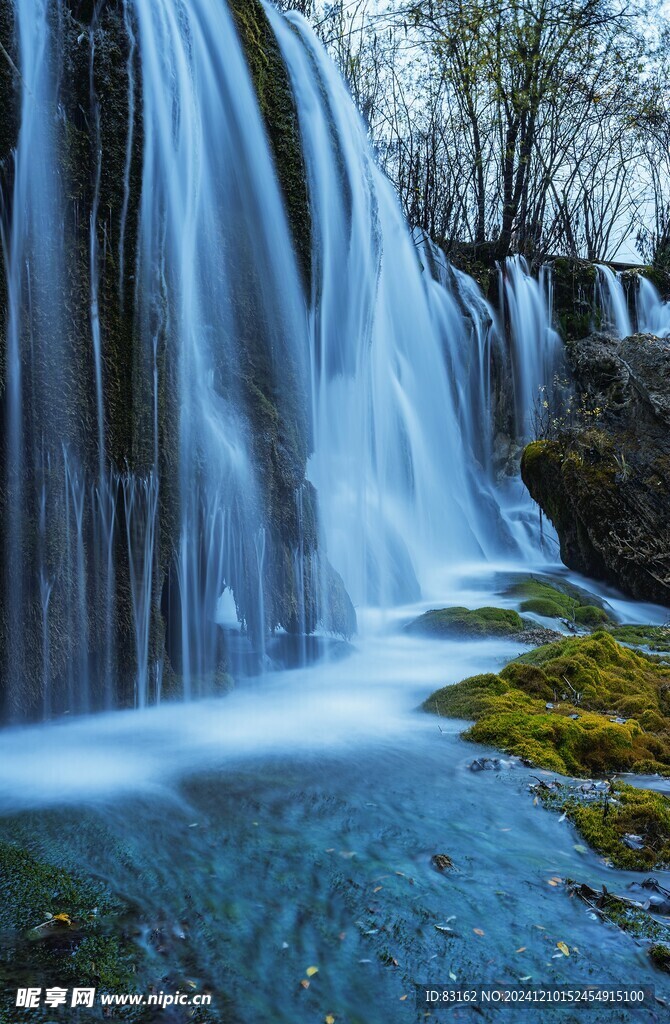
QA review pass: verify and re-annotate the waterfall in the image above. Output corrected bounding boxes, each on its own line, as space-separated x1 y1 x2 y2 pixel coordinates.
266 7 561 603
1 0 568 721
131 0 311 690
637 275 670 338
595 264 632 337
0 0 70 717
502 257 563 440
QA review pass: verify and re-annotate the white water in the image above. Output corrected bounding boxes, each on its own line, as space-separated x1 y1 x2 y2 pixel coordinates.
267 9 566 605
0 555 666 813
0 0 656 723
596 264 633 337
637 274 670 337
503 257 563 439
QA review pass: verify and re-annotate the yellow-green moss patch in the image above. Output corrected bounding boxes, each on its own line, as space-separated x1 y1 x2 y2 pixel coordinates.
406 606 526 638
539 782 670 870
423 632 670 776
504 577 613 627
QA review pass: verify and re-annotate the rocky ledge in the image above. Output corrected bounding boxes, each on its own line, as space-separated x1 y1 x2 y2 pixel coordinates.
522 331 670 607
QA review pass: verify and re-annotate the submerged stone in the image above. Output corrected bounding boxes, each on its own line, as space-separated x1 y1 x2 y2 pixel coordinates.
0 838 143 1007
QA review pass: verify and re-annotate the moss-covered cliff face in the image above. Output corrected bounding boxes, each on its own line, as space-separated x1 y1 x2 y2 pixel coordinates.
549 257 599 340
0 0 353 720
522 333 670 607
230 0 311 283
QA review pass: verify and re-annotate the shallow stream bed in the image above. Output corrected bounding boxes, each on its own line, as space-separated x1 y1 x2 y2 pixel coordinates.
1 562 669 1023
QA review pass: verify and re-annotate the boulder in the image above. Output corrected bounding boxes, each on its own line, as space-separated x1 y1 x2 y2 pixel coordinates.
522 332 670 607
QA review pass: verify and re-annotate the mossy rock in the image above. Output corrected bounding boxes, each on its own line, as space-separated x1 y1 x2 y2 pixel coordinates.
649 943 670 973
607 625 670 654
406 606 526 639
541 781 670 871
550 257 599 341
564 782 670 870
0 839 145 1019
504 577 612 627
423 632 670 777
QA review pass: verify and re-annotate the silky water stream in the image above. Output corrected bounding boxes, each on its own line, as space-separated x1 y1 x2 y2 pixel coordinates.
1 2 669 1022
1 561 669 1023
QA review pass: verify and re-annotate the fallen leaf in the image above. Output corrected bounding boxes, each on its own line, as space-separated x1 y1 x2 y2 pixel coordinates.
399 995 408 1001
574 844 587 854
515 947 526 953
473 928 485 936
547 879 559 886
520 975 532 982
373 886 383 893
557 942 570 957
306 966 319 977
325 1016 336 1023
449 971 457 981
53 914 71 925
300 980 310 989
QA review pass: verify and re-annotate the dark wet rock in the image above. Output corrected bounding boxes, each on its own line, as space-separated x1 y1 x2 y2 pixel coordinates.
522 332 670 607
266 633 354 669
550 257 599 341
568 879 670 948
431 853 454 871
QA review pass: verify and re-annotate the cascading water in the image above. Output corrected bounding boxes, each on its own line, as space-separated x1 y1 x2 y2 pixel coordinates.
266 8 563 601
595 263 633 337
1 0 568 721
501 256 564 440
131 0 311 693
637 274 670 337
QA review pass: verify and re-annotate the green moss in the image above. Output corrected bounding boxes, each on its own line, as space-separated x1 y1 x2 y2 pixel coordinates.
568 878 670 941
229 0 311 282
406 605 526 638
505 577 612 630
607 625 670 653
0 839 144 1019
423 632 670 776
574 605 610 627
649 943 670 972
563 783 670 870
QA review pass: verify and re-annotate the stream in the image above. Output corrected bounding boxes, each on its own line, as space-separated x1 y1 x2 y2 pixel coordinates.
2 560 669 1023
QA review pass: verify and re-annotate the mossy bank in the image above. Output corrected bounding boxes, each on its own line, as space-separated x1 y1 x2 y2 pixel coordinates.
424 632 670 869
